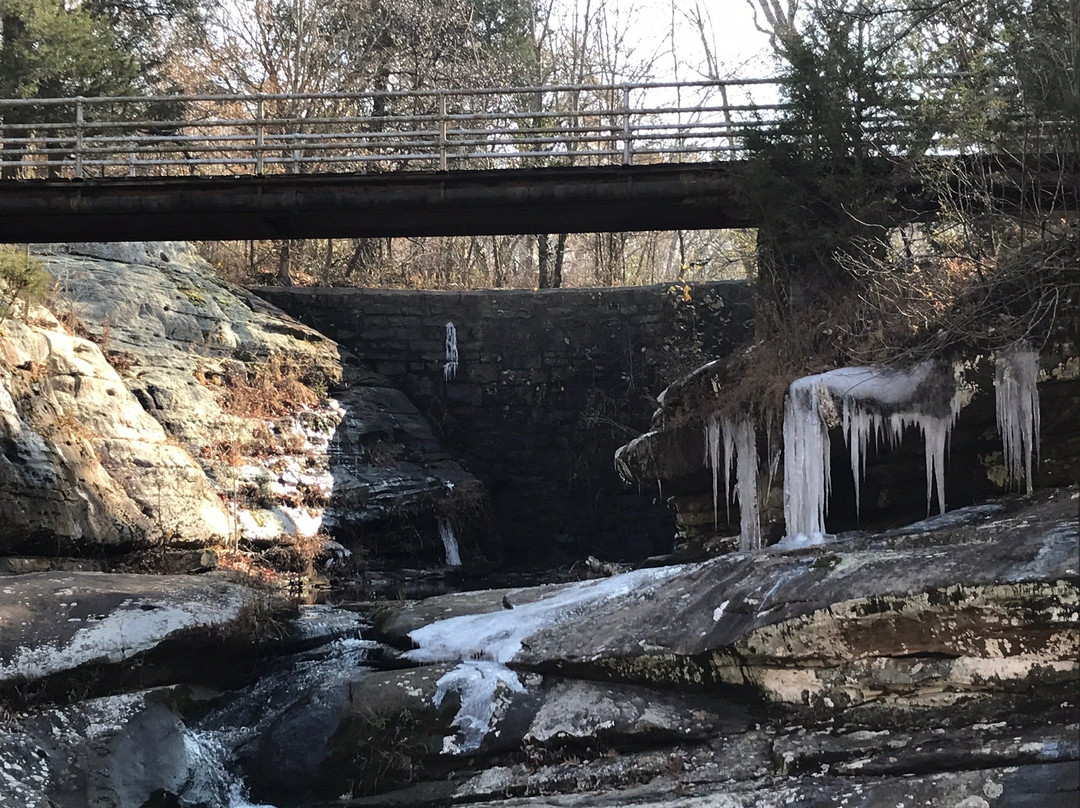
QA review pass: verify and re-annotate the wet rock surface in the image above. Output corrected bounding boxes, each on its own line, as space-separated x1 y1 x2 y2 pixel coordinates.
0 490 1074 808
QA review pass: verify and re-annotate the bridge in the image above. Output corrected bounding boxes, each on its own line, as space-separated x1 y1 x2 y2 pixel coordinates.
0 78 1072 242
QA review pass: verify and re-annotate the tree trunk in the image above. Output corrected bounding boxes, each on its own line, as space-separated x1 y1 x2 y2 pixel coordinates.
537 233 552 288
277 240 293 286
552 233 567 288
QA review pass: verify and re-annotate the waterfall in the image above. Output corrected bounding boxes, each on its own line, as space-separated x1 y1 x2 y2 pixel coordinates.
444 321 459 381
439 517 461 566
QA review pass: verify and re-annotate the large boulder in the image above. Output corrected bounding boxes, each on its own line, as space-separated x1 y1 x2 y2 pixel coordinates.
376 488 1078 707
0 571 265 695
0 313 230 552
248 489 1077 804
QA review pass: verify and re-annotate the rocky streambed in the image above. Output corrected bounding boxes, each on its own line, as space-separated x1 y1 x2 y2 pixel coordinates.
0 487 1075 807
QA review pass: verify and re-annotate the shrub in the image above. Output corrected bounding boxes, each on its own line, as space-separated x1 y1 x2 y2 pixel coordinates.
0 248 52 326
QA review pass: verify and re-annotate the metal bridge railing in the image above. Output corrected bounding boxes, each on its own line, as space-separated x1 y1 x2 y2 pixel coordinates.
0 78 1065 180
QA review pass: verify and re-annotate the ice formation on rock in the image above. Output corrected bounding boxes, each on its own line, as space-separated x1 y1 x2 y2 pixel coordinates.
784 361 963 541
704 413 760 550
444 321 459 381
432 660 526 753
994 343 1040 495
405 565 686 752
438 516 462 566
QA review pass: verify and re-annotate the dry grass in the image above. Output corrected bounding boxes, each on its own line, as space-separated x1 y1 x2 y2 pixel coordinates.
683 219 1079 425
210 355 320 419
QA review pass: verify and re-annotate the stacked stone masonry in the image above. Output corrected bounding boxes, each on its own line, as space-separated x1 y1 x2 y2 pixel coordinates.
257 282 753 566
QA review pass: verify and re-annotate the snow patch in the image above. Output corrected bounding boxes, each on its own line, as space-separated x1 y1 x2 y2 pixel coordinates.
405 565 687 753
432 661 526 753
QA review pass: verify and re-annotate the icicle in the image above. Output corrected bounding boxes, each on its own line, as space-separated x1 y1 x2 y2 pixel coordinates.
729 414 761 551
703 414 723 526
444 321 459 381
704 412 761 548
783 382 831 541
438 517 461 566
784 361 963 538
994 343 1040 495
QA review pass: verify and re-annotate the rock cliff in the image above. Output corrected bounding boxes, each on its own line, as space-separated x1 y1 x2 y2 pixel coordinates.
1 242 481 565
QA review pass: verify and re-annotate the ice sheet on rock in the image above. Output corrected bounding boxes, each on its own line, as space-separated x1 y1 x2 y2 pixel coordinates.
444 321 459 381
0 592 244 680
439 517 462 566
433 660 526 753
405 564 687 666
995 343 1040 495
771 532 832 551
784 361 963 542
407 565 686 754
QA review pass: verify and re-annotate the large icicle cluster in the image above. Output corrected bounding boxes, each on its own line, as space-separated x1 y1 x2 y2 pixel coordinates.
703 413 761 551
784 361 962 541
994 343 1040 494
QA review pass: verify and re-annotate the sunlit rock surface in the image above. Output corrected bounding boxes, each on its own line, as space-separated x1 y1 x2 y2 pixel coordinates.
0 311 230 551
2 242 480 557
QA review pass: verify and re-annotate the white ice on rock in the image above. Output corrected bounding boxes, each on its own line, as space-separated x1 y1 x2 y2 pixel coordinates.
995 343 1040 495
784 361 963 542
405 565 686 752
433 661 526 754
438 517 462 566
704 413 762 551
444 321 459 381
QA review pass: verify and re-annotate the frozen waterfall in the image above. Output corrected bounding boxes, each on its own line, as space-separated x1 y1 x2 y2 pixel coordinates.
438 517 461 566
994 343 1040 495
704 413 761 551
444 321 459 381
784 361 963 541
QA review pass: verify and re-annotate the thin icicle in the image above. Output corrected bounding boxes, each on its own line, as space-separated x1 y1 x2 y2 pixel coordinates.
704 412 760 548
703 414 724 526
438 517 461 566
995 343 1040 495
444 321 459 381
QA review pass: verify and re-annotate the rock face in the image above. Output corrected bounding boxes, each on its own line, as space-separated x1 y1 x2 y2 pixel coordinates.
0 312 230 551
2 242 480 561
242 488 1078 805
0 571 252 690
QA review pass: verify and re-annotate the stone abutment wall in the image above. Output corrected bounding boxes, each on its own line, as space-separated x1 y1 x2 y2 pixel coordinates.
256 282 753 566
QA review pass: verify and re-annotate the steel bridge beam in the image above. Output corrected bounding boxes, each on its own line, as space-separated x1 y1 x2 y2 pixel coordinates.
0 164 754 244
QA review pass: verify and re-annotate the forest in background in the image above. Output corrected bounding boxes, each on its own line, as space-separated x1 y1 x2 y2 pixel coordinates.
0 0 1077 293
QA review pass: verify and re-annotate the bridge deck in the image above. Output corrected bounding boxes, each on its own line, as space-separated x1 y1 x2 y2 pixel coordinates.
0 163 755 243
